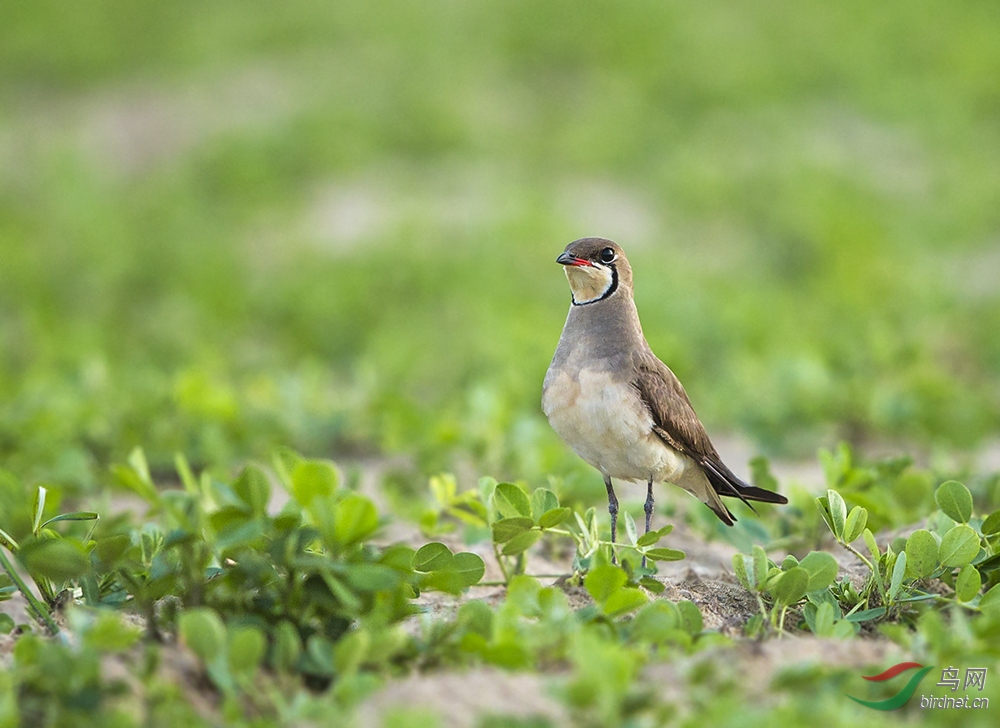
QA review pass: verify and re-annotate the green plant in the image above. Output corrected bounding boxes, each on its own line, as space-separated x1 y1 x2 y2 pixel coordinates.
734 478 1000 639
2 448 487 699
6 609 143 728
820 479 1000 617
419 474 684 585
733 545 843 634
0 482 99 634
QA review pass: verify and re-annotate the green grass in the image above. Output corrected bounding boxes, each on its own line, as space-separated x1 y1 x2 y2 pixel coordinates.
2 1 1000 725
2 0 1000 489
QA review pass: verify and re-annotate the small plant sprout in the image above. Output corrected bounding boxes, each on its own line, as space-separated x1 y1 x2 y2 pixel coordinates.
486 481 683 585
0 484 99 634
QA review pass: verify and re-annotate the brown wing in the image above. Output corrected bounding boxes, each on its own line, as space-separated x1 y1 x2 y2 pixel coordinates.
631 350 721 464
631 350 787 512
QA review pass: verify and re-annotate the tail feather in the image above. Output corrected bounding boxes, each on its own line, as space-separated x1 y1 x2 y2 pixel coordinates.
706 498 736 526
702 460 787 526
735 484 789 504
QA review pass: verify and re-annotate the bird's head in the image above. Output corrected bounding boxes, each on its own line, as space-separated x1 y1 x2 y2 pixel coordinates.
556 237 632 306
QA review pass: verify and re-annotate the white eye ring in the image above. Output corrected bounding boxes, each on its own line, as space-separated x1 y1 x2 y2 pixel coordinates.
599 247 616 264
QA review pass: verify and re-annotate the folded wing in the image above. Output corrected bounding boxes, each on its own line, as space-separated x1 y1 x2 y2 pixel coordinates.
631 350 788 524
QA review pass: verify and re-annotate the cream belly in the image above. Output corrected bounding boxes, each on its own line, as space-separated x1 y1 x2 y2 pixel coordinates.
542 368 690 483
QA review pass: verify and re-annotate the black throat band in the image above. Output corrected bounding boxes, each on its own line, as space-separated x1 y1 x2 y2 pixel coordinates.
571 265 618 306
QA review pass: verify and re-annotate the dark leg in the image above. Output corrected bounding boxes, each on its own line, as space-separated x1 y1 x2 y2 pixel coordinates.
644 478 655 534
604 474 619 564
642 477 655 568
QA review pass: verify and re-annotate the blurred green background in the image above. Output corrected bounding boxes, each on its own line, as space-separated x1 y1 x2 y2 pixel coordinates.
2 0 999 492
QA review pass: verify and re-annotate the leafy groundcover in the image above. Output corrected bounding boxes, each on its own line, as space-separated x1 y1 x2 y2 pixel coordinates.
2 445 1000 727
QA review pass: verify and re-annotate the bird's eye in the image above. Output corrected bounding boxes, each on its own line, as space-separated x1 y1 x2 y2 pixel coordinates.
599 247 616 264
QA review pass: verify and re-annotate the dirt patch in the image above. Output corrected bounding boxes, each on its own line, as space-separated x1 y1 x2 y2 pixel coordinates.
654 572 759 635
354 667 570 728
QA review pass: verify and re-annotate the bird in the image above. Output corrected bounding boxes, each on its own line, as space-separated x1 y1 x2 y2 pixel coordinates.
542 237 786 561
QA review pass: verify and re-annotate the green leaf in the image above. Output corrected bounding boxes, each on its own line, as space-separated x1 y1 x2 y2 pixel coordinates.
232 465 271 517
0 526 19 551
904 529 939 579
334 629 370 676
457 600 493 638
31 486 47 536
863 528 880 561
603 587 647 617
744 613 764 637
412 542 453 572
179 608 226 662
676 600 703 634
806 588 840 611
343 564 402 592
771 567 809 607
624 512 638 546
955 564 981 602
0 614 14 634
798 551 839 592
637 524 673 548
91 534 131 570
762 566 783 592
303 635 335 678
215 518 267 554
814 602 835 637
493 483 531 519
981 583 1000 613
888 552 907 602
733 553 755 591
272 447 304 489
843 506 868 544
507 575 542 616
832 620 858 638
290 461 338 505
752 545 769 590
538 507 571 529
334 493 379 546
491 517 534 543
826 489 847 541
529 488 559 522
935 480 973 524
128 447 152 485
18 538 90 583
80 612 141 652
422 552 485 593
938 525 981 568
113 449 160 505
975 552 1000 573
228 626 266 676
639 576 666 594
630 601 679 642
982 511 1000 536
380 544 416 572
429 474 457 505
845 607 887 623
895 592 939 604
272 621 302 672
174 452 198 494
501 529 542 555
38 512 99 531
585 564 627 605
644 547 685 562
